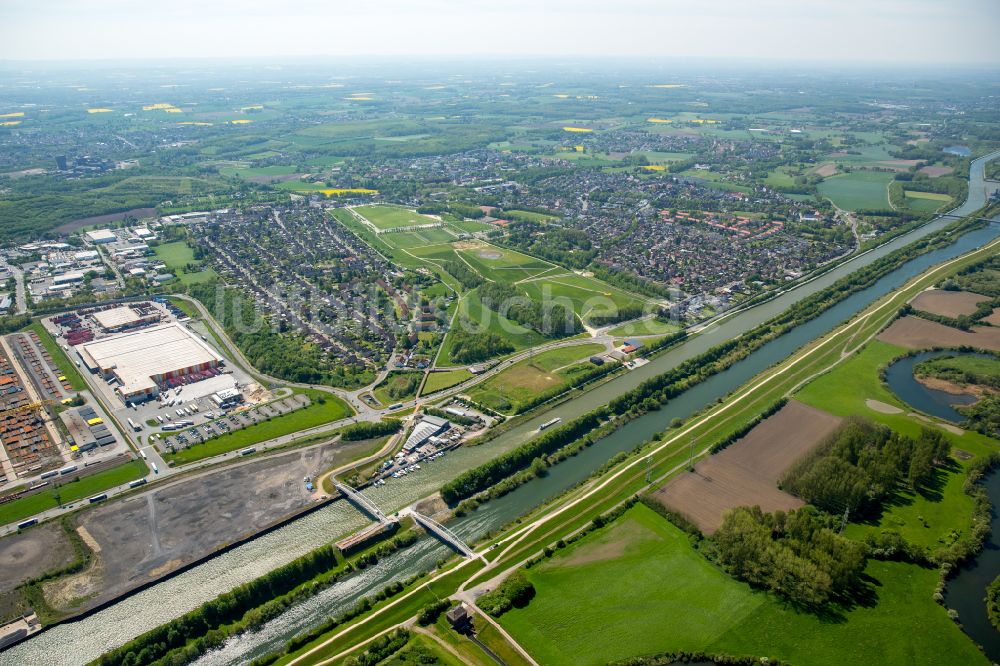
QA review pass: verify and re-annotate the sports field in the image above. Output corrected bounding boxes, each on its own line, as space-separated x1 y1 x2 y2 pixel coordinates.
817 170 894 211
499 503 986 666
467 344 604 413
354 205 440 230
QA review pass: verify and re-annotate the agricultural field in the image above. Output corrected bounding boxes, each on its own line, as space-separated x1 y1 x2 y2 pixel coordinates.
878 316 1000 352
354 205 441 230
909 289 991 318
466 343 604 413
817 170 894 211
653 400 842 533
499 503 985 666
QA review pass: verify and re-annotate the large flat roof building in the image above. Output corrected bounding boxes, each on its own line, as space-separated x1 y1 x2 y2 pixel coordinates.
85 229 117 244
91 305 159 333
79 322 223 401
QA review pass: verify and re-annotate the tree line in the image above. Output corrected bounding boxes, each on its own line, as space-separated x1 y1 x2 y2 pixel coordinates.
714 506 867 607
441 411 603 503
341 419 402 441
478 281 581 338
780 418 950 517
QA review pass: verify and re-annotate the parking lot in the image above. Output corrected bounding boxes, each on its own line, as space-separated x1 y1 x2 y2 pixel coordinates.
155 394 309 455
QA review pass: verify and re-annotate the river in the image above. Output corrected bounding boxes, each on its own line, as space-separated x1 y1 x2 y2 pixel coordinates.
945 471 1000 664
8 151 1000 665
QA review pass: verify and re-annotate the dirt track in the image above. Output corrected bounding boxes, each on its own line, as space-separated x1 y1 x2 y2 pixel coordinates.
653 400 842 534
878 316 1000 351
909 289 990 318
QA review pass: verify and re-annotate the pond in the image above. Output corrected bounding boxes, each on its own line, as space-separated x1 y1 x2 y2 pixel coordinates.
883 350 982 423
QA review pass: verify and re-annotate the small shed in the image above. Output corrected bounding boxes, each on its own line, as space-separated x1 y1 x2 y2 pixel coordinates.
446 603 471 630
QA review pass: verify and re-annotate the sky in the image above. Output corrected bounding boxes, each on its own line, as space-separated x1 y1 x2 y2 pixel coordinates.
1 0 998 65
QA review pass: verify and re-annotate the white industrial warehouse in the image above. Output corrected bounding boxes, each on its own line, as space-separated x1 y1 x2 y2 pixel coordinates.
78 322 223 401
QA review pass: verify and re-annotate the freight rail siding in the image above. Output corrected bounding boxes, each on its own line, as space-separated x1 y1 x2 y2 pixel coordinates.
8 153 1000 665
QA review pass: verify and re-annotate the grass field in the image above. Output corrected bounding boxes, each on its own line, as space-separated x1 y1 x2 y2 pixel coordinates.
438 290 548 365
504 210 559 223
796 340 997 452
518 274 648 324
500 503 986 666
605 317 680 337
456 245 556 284
373 372 422 406
153 240 217 285
162 390 352 465
467 343 604 413
447 219 495 233
0 460 148 526
217 165 299 180
904 189 952 213
817 170 894 211
421 369 473 395
354 205 440 230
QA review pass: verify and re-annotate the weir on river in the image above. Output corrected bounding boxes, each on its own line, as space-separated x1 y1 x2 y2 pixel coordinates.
7 151 1000 666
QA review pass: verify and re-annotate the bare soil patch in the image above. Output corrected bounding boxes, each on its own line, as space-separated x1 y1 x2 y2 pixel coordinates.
53 207 157 235
878 316 1000 352
41 444 342 618
983 307 1000 326
909 289 990 318
866 399 903 414
653 400 842 534
920 166 954 178
0 521 76 594
811 163 838 178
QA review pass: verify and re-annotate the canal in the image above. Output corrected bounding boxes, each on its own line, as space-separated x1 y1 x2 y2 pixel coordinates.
8 151 1000 665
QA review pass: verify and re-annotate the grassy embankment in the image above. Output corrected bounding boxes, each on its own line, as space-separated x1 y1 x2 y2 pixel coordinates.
0 460 148 526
